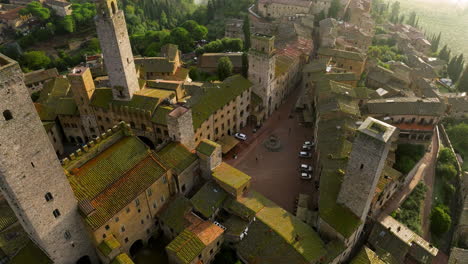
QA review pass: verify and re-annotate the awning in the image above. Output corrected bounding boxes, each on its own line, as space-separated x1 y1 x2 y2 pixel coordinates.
217 135 239 154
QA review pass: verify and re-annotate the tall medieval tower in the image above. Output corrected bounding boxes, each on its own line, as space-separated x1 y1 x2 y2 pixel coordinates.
68 67 101 140
337 117 397 221
95 0 139 101
248 34 276 116
0 54 96 263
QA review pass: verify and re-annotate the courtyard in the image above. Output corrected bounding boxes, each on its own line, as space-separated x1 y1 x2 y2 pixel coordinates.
226 89 316 213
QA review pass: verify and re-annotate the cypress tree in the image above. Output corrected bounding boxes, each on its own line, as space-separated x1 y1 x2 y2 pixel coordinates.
457 66 468 92
242 14 251 51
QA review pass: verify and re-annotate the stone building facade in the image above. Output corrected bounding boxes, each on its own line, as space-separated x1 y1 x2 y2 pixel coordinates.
0 53 97 264
257 0 312 19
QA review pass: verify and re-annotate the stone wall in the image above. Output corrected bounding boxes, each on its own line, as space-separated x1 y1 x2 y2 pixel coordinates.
0 54 97 263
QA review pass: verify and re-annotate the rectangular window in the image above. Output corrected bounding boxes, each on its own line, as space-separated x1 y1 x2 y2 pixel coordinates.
147 188 152 197
135 198 140 207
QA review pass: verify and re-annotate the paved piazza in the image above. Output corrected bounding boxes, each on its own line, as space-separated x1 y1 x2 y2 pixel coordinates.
226 89 316 213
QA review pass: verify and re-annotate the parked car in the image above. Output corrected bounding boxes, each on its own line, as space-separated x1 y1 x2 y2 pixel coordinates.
299 151 312 158
302 145 312 151
234 133 247 141
304 141 315 147
300 164 313 172
300 172 312 180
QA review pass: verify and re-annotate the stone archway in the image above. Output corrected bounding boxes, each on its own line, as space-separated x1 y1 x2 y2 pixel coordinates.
76 255 91 264
138 136 155 149
129 239 144 257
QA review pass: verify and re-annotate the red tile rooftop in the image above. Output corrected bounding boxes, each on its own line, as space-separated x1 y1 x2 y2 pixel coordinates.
395 123 435 131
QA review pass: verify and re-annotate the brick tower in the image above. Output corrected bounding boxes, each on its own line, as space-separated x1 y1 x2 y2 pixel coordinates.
248 34 276 116
0 54 96 263
95 0 139 101
68 67 100 139
337 117 397 221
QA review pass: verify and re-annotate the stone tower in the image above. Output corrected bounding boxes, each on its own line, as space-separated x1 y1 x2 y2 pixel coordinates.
95 0 139 101
248 34 276 116
196 139 222 179
68 67 100 139
167 106 196 150
0 54 97 263
337 117 397 221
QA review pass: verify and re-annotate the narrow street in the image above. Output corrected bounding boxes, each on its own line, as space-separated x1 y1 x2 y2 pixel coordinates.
226 87 315 213
421 131 440 241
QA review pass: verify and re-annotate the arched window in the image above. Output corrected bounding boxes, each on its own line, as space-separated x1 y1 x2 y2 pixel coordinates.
45 192 53 202
3 110 12 121
111 1 117 15
53 209 61 218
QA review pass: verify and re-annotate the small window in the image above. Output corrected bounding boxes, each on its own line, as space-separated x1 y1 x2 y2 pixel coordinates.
141 220 144 225
124 237 129 243
45 192 53 202
360 164 364 170
135 198 140 207
53 209 61 218
121 226 126 232
105 225 110 230
147 188 152 197
161 195 165 203
126 207 130 213
3 110 13 121
102 233 106 239
64 231 71 240
115 217 119 222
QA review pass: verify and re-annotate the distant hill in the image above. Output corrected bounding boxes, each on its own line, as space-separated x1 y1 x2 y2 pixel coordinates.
399 0 468 58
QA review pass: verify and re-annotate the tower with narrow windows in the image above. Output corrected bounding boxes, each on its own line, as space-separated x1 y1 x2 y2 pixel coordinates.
337 117 397 221
248 34 276 116
0 53 96 263
68 67 101 139
95 0 140 101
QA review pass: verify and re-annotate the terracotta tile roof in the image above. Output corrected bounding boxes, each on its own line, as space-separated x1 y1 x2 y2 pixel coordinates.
24 68 59 85
188 220 224 246
0 199 17 232
191 181 228 218
233 191 327 263
67 136 167 230
156 142 198 174
212 162 251 190
166 229 205 264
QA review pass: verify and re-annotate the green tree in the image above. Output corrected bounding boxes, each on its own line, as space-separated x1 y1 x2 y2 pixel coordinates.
438 148 457 164
407 11 417 26
189 66 201 81
438 44 451 62
217 56 233 81
458 66 468 92
20 1 50 21
436 163 457 181
431 32 442 52
328 0 341 19
60 16 75 33
181 20 208 40
21 51 51 71
430 206 451 235
169 27 192 52
160 10 168 27
243 14 251 51
241 52 248 78
390 1 400 23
